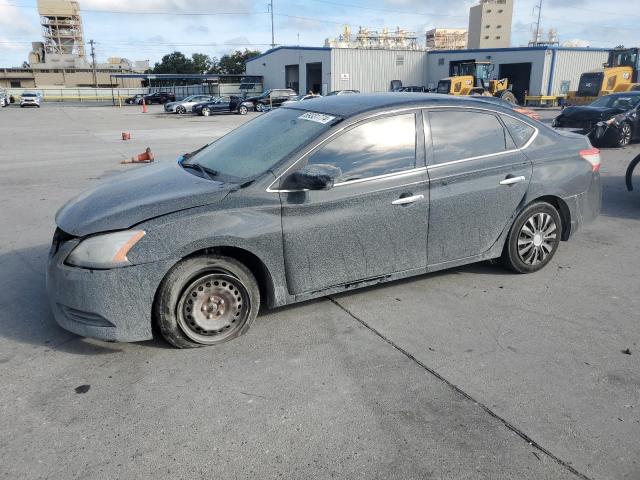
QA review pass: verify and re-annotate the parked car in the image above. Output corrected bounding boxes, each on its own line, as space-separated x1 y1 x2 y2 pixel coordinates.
552 92 640 147
244 89 297 111
142 92 176 105
473 95 541 121
20 92 41 108
164 95 216 114
326 90 360 96
47 93 601 348
394 86 429 93
281 94 322 106
124 94 145 105
192 96 254 116
0 89 9 107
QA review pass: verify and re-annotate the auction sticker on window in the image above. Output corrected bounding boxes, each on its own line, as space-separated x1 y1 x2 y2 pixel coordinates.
298 112 336 124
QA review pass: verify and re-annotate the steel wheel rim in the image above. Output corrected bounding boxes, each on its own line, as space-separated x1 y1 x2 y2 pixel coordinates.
177 273 250 344
621 124 631 146
517 212 557 266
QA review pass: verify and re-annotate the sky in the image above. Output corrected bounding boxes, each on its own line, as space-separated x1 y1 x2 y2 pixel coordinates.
0 0 638 67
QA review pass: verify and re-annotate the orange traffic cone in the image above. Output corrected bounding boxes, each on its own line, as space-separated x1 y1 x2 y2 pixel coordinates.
142 98 148 113
121 147 155 164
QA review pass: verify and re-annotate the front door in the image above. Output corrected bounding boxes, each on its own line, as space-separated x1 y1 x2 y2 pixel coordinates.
279 112 429 295
425 108 533 266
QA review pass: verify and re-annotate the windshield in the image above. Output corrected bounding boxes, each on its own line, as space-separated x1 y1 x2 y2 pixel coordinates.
22 93 37 97
185 108 341 181
590 95 640 110
182 95 197 102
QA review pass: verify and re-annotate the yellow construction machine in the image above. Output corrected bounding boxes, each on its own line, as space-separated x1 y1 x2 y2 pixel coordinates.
436 61 518 104
566 47 640 105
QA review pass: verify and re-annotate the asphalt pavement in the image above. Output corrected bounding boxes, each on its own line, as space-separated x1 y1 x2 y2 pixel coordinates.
0 103 638 480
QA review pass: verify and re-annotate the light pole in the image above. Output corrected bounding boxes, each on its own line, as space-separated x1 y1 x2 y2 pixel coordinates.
268 1 275 48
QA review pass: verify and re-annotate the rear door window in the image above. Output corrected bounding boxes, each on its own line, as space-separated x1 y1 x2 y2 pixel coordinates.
307 113 417 183
426 110 509 165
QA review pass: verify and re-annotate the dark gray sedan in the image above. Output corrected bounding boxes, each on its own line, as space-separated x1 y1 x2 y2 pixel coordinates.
47 94 601 348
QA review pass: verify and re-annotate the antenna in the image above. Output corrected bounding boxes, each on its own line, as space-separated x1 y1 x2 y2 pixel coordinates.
534 0 543 44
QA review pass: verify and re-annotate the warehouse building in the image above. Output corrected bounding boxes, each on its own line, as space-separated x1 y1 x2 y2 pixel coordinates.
246 45 609 103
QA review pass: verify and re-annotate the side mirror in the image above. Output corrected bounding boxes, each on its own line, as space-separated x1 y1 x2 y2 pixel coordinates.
281 164 341 191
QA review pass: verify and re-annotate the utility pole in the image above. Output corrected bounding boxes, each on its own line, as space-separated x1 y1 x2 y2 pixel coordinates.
89 39 98 88
268 1 275 48
534 0 543 45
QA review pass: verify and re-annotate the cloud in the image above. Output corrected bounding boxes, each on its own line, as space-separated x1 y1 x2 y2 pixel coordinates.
0 4 39 36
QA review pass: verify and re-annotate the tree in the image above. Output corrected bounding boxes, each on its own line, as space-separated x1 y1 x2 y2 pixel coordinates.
191 53 215 74
152 51 195 74
217 49 261 75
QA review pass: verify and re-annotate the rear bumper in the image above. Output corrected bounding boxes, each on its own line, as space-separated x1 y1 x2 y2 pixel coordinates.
563 173 602 238
46 240 175 342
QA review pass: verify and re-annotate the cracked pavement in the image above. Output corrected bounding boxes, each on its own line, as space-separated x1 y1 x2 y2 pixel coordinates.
0 103 638 479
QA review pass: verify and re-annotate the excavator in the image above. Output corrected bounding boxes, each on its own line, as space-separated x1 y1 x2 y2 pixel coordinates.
567 47 640 105
436 61 518 104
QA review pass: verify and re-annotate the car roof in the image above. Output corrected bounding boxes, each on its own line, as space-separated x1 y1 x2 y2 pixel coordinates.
282 92 514 117
605 91 640 97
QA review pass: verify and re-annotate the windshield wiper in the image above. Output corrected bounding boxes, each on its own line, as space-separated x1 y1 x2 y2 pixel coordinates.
182 162 219 180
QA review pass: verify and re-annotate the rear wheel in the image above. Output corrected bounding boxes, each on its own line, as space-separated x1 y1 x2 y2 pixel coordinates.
255 103 263 112
497 90 518 105
155 255 260 348
502 202 561 273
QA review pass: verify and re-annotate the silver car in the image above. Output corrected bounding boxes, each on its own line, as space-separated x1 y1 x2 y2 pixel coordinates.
47 94 601 348
20 92 41 108
165 95 216 114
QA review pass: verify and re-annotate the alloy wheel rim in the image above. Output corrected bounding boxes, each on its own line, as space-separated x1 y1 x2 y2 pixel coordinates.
202 108 210 116
177 273 250 344
517 212 557 266
621 124 631 146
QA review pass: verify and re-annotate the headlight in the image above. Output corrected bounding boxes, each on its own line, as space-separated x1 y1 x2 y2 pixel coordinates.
66 230 145 269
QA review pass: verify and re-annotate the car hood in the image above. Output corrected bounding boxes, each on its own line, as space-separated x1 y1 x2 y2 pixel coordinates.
560 106 625 121
56 162 234 237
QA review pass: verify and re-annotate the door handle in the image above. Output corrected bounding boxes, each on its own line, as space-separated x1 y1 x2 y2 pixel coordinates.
500 175 526 186
392 194 424 206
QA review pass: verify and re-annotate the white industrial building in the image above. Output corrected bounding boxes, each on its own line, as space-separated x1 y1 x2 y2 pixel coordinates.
245 45 609 103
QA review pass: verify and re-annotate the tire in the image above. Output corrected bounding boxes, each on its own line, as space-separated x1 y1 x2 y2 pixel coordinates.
611 122 632 148
176 105 186 114
497 90 518 105
155 255 260 348
501 202 562 274
255 103 263 112
201 107 211 117
238 105 248 115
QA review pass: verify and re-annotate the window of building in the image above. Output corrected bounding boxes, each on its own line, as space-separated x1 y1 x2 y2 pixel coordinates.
427 110 509 164
497 25 502 28
10 81 21 88
484 36 490 40
438 58 445 66
396 55 405 66
307 114 417 182
486 9 492 13
496 36 501 39
485 24 491 28
498 9 504 13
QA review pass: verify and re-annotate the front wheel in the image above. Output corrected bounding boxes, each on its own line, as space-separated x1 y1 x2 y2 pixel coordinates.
612 122 632 148
155 255 260 348
176 105 186 114
238 105 248 115
502 202 562 274
201 107 211 117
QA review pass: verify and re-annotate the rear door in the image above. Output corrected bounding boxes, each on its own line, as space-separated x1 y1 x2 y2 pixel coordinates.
279 111 429 295
425 108 533 266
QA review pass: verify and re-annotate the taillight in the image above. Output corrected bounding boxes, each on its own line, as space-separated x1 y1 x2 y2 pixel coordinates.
580 148 601 172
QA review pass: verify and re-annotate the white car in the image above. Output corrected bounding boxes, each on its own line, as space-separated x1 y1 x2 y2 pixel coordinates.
20 92 41 108
281 94 322 106
0 89 9 107
164 95 216 114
